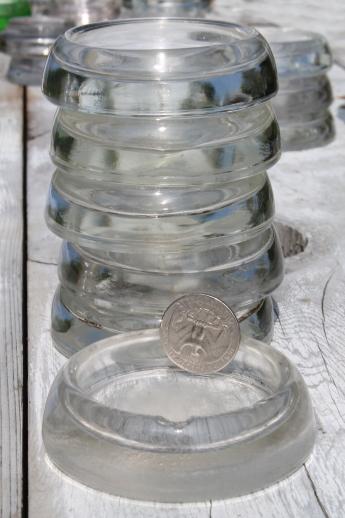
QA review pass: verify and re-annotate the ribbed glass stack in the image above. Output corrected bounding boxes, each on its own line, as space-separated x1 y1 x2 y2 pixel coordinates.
0 16 67 85
259 27 334 151
42 19 284 357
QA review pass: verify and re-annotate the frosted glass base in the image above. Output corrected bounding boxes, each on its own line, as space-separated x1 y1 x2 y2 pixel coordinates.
43 330 315 502
51 287 274 357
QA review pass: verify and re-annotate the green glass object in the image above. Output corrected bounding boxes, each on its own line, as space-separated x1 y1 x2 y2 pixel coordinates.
0 1 31 31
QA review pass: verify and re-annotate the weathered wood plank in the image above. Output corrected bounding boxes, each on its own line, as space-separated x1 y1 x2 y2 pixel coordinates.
0 54 10 80
26 88 58 265
0 79 23 517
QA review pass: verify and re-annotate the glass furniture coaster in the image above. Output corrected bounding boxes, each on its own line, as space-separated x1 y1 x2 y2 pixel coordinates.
42 19 284 356
0 16 67 85
258 27 334 151
122 0 212 17
43 329 315 502
48 0 121 25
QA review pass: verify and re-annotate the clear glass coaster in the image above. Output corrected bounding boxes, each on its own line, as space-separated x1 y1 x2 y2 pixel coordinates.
51 103 280 184
46 170 275 252
43 330 315 501
274 75 333 122
52 286 275 357
42 19 278 115
0 15 67 85
258 26 332 79
48 0 121 25
123 0 212 17
273 74 334 150
279 110 335 152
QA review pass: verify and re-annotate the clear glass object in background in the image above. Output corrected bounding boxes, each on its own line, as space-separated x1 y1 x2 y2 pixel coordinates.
0 0 123 85
0 0 30 31
258 27 334 151
42 19 284 357
0 15 67 85
203 9 335 152
49 0 121 25
122 0 212 17
43 330 315 501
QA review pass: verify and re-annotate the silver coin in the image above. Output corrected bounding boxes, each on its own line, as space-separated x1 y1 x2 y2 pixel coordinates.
160 294 241 375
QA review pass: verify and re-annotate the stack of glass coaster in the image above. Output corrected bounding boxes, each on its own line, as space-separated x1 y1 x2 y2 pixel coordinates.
259 27 334 151
0 16 67 85
41 21 315 501
123 0 212 17
42 19 284 358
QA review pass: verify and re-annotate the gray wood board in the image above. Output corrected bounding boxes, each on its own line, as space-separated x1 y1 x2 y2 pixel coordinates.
0 79 23 517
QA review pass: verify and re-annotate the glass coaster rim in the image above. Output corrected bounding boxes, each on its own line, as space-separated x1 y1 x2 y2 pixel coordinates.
42 17 278 115
45 330 301 449
258 25 332 77
63 17 262 53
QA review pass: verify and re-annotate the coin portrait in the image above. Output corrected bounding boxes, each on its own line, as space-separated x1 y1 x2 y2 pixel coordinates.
160 294 241 375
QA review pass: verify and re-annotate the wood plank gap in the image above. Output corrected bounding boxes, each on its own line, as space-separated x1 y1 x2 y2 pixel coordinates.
21 86 28 518
304 466 329 518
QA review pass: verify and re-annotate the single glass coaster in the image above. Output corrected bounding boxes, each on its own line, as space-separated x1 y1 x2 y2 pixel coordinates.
48 0 121 25
273 74 333 122
274 75 334 151
258 26 332 79
279 110 335 152
6 55 46 86
46 171 275 251
51 288 275 357
51 103 280 183
29 0 52 16
42 19 277 115
123 0 212 17
0 15 67 85
43 329 315 501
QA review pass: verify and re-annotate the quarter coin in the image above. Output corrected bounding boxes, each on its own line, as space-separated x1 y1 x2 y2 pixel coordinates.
160 293 241 375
